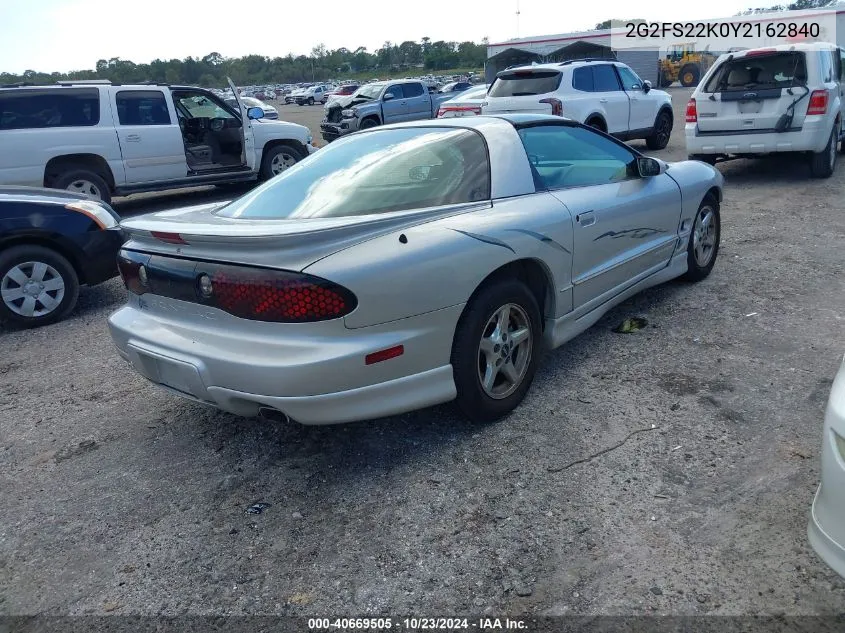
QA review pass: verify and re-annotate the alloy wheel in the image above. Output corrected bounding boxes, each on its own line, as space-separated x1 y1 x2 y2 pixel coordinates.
1 261 66 318
477 303 533 400
270 153 296 175
65 179 102 200
692 205 717 268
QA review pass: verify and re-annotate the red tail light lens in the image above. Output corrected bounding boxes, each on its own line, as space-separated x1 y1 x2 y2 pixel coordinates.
540 97 563 116
436 107 445 117
807 90 829 116
207 265 355 323
744 48 777 57
685 98 698 123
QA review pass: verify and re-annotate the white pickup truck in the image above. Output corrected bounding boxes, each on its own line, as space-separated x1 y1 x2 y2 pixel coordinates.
0 78 317 203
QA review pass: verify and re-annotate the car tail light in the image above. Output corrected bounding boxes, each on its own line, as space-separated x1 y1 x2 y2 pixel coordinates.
685 98 698 123
151 231 187 245
540 98 563 116
807 90 829 116
365 345 404 365
436 107 446 117
117 251 357 323
207 265 356 322
744 48 777 57
117 252 150 295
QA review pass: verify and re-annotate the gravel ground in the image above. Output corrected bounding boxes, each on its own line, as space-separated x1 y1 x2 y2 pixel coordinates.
2 88 845 617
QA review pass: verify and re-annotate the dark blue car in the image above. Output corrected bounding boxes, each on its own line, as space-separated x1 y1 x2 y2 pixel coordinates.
0 187 125 327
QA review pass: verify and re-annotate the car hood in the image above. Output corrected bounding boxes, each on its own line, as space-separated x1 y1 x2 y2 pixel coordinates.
0 186 101 205
327 95 376 110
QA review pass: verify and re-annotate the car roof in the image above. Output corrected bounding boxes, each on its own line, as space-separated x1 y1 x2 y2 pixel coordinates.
730 42 837 58
501 59 622 74
378 113 573 133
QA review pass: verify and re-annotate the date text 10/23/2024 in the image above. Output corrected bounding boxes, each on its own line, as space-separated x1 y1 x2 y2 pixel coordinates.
307 617 529 630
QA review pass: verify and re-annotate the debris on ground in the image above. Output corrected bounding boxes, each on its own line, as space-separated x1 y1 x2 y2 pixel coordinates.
614 317 648 333
245 502 271 515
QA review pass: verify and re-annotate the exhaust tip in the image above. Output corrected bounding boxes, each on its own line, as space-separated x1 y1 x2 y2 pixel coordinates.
258 407 290 424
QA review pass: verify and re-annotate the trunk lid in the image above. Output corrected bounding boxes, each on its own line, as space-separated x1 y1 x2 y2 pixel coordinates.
695 51 810 133
482 68 561 115
119 200 490 272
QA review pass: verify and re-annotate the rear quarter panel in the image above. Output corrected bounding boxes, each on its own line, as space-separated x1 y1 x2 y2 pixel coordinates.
303 193 574 329
665 161 724 232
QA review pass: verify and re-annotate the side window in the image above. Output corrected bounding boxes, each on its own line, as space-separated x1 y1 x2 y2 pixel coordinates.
517 124 638 190
840 50 845 81
403 82 424 98
592 65 622 92
820 51 833 83
572 67 594 92
616 66 643 90
385 85 405 100
0 88 99 130
174 92 236 119
116 91 170 126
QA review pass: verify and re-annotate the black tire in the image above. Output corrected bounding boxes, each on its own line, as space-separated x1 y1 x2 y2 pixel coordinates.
679 64 700 88
810 126 837 178
646 110 673 150
451 279 543 423
586 117 606 133
259 144 303 180
52 168 112 204
689 154 718 165
657 73 671 88
359 118 380 130
307 97 315 106
683 195 720 283
0 245 80 327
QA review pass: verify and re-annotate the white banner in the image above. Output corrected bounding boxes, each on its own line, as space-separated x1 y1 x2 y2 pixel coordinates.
610 9 839 53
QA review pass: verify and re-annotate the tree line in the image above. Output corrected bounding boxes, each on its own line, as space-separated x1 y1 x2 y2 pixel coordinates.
0 38 489 88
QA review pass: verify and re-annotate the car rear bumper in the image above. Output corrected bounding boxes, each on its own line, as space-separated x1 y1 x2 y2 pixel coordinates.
685 116 833 155
107 297 461 424
808 358 845 578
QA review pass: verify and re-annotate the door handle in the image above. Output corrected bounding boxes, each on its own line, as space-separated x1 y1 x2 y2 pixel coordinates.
576 211 596 227
126 134 141 142
599 98 608 103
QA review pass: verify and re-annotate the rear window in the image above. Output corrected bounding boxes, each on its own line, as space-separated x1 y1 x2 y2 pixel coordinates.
217 128 490 219
489 70 562 97
703 52 807 92
0 88 100 130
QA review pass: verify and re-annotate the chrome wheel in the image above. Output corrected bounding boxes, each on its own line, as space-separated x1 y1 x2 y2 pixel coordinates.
1 261 65 318
477 303 533 400
270 152 296 175
65 179 102 200
692 205 717 268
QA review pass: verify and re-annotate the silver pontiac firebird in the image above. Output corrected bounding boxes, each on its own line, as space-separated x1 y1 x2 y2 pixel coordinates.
109 114 724 425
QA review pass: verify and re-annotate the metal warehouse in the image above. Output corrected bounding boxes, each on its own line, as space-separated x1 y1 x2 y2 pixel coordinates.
485 29 659 85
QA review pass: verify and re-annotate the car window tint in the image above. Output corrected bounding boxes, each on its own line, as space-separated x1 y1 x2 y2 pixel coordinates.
572 67 594 92
116 90 171 126
592 65 622 92
217 128 491 219
403 83 424 98
616 66 642 90
0 88 100 130
385 85 405 99
518 124 638 189
488 70 563 97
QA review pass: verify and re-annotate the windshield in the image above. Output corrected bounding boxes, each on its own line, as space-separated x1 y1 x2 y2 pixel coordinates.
216 127 490 219
353 84 384 100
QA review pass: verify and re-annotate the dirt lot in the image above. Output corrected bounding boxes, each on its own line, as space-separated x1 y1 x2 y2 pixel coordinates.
2 88 845 618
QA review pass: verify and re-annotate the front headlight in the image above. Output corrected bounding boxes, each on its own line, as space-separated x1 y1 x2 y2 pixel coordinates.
65 200 118 230
341 109 357 118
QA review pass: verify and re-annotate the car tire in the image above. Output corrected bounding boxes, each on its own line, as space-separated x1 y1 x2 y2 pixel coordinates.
307 97 315 106
259 144 303 180
646 110 673 150
679 64 700 88
359 118 380 130
586 117 606 133
810 126 837 178
0 245 80 327
52 169 112 204
683 195 720 283
451 279 543 423
689 154 718 165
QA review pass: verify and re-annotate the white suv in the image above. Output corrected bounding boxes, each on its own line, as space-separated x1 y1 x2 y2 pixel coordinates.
0 79 317 203
482 60 674 149
685 43 844 178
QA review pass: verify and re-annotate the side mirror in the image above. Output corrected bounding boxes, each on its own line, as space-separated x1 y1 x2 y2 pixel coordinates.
383 92 395 101
642 80 652 93
637 156 667 177
246 106 264 120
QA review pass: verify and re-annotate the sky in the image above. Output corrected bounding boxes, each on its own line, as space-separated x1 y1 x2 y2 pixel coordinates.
0 0 778 74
